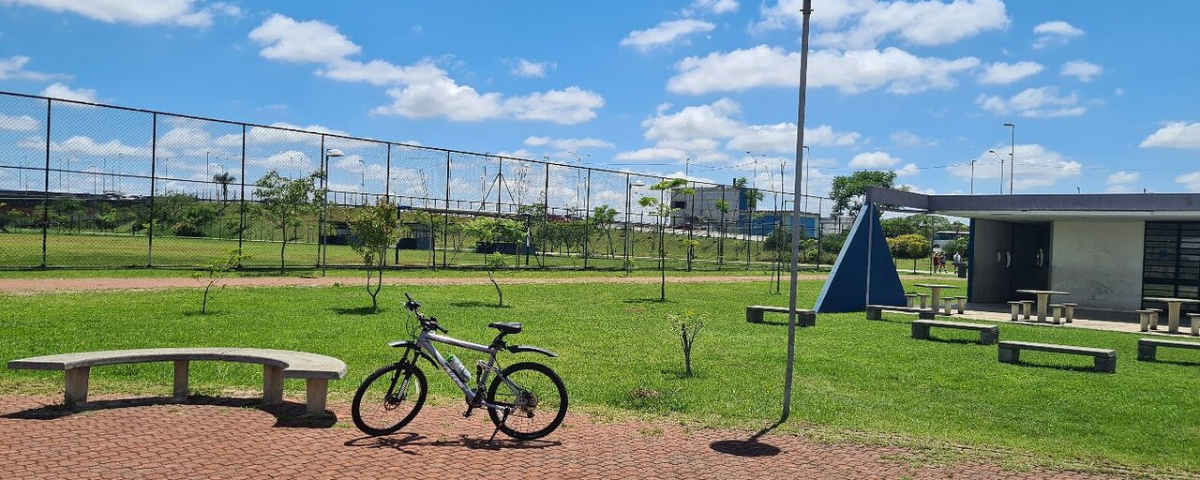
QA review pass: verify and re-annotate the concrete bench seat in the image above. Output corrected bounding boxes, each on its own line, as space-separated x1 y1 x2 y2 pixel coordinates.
866 304 935 321
1137 309 1162 332
904 293 919 308
7 347 347 414
951 296 968 314
746 305 815 326
911 320 999 345
1061 302 1078 323
1048 303 1066 325
1008 301 1033 321
1188 313 1200 336
997 341 1117 373
1137 338 1200 361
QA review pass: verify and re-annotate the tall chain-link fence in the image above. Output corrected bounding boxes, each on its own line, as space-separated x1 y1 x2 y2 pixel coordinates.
0 91 841 271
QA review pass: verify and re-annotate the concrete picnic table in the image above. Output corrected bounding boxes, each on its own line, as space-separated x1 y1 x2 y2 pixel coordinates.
914 283 958 313
1142 297 1200 334
1016 289 1070 323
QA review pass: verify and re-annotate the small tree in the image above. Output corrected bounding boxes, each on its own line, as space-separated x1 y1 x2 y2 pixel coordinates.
349 200 403 311
829 170 899 219
668 311 706 376
213 172 236 206
592 205 617 257
194 249 248 314
641 178 690 301
253 170 324 274
888 233 931 273
484 252 507 306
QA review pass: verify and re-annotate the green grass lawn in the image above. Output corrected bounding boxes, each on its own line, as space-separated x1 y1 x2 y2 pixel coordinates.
4 278 1180 474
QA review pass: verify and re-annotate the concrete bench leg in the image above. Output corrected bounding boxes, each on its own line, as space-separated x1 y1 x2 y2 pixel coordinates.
1150 312 1159 330
979 329 999 345
918 295 929 309
905 295 917 308
866 307 882 321
1094 356 1117 374
173 360 189 401
1050 307 1063 325
305 378 329 415
1193 316 1200 336
911 323 930 340
746 309 763 323
799 312 816 327
1021 302 1032 320
1064 305 1075 323
263 365 284 406
1010 303 1020 322
942 299 952 315
956 298 966 314
998 346 1020 364
1138 343 1157 361
64 367 90 407
1140 313 1150 332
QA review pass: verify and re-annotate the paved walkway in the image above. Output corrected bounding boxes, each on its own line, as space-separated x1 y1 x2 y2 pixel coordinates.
0 394 1122 480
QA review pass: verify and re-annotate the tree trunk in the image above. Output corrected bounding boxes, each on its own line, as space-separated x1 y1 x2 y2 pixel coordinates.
488 270 503 306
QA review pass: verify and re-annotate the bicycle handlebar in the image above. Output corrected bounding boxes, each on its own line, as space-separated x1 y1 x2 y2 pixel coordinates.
404 292 447 334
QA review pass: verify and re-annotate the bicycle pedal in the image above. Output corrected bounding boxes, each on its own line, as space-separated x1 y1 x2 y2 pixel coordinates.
462 407 475 418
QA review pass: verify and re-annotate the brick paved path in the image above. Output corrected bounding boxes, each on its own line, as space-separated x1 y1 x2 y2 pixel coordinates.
0 394 1121 480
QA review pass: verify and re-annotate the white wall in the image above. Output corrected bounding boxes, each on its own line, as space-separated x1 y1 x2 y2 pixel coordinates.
1051 221 1144 311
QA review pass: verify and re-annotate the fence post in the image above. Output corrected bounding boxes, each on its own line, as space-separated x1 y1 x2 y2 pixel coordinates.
238 124 246 254
40 98 50 268
148 112 157 267
583 168 591 269
319 135 328 275
385 143 391 202
443 151 450 269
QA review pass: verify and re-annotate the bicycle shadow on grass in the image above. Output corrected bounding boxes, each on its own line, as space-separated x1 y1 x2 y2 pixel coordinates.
344 433 559 453
709 419 784 457
2 395 338 428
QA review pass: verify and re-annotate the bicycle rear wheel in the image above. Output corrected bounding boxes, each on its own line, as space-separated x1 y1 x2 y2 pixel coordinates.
351 362 427 436
486 362 568 440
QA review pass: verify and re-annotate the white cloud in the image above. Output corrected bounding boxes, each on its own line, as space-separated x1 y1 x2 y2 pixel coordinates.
0 55 67 81
1 0 239 27
668 45 979 95
248 150 314 174
1032 20 1084 49
948 145 1081 190
0 113 39 132
814 0 1009 49
20 135 152 157
977 61 1043 85
890 130 936 147
1060 60 1102 82
1140 122 1200 149
620 19 715 53
689 0 738 14
511 59 554 78
249 14 362 64
524 136 615 151
1176 173 1200 192
643 98 744 142
614 148 689 162
895 163 920 176
250 14 603 125
728 124 861 152
40 83 97 103
1107 171 1138 185
976 86 1085 118
849 151 900 168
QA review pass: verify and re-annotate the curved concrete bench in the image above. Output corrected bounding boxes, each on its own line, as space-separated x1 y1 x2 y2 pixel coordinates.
7 348 347 414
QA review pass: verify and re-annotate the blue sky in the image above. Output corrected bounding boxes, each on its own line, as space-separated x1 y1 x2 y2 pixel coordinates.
1 0 1198 202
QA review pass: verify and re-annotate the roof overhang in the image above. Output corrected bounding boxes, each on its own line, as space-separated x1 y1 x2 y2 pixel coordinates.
864 187 1200 222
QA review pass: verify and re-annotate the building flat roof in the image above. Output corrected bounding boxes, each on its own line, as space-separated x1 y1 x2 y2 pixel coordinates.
865 188 1200 221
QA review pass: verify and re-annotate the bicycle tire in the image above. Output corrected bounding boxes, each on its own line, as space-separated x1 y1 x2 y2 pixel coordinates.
486 362 568 440
351 362 427 436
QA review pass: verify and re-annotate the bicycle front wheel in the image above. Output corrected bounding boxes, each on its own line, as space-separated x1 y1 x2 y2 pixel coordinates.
486 362 568 440
351 362 427 436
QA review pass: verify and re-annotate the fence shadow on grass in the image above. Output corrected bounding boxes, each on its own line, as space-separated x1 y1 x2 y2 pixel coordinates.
449 300 512 309
2 395 337 428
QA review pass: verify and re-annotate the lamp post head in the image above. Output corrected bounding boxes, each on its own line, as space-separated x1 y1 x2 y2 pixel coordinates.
325 148 345 158
631 180 646 188
1003 123 1015 128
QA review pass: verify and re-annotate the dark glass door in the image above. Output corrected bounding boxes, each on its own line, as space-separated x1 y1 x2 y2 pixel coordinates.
1010 222 1052 300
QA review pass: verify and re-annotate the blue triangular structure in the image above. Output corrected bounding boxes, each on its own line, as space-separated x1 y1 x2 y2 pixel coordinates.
814 203 907 313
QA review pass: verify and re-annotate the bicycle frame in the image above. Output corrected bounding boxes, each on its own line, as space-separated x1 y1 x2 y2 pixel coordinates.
398 328 519 413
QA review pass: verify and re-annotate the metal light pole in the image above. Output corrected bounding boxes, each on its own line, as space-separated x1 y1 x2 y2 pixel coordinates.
784 0 813 422
1003 123 1015 194
970 159 976 194
989 150 1004 194
321 148 344 276
801 145 810 214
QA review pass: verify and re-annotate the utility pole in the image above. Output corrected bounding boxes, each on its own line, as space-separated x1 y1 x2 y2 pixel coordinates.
1004 123 1015 194
784 0 813 422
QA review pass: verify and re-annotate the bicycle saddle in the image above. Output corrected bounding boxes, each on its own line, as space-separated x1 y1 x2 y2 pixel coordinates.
489 322 522 334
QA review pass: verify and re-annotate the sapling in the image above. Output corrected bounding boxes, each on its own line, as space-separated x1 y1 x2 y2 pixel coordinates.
194 249 248 314
668 311 707 376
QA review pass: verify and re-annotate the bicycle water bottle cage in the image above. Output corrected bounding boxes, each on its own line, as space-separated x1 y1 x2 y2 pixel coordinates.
488 322 522 334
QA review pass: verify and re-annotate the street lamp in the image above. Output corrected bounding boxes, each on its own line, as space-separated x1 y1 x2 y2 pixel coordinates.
1003 123 1015 194
970 159 976 194
988 150 1004 194
320 148 344 276
801 145 810 214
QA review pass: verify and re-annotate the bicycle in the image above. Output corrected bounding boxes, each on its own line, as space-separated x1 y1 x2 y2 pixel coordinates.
351 293 569 441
